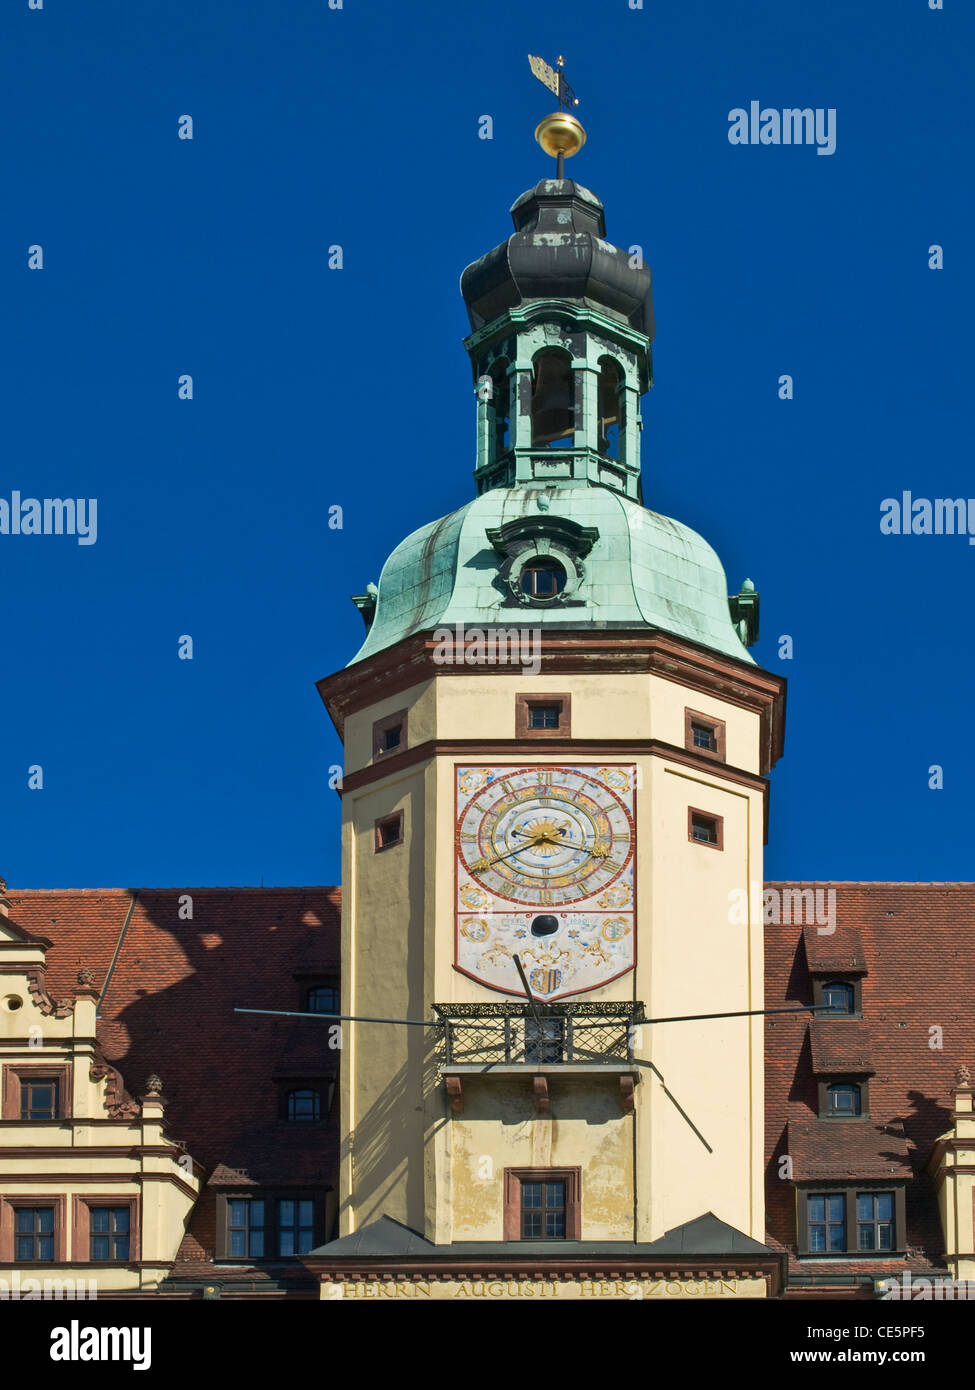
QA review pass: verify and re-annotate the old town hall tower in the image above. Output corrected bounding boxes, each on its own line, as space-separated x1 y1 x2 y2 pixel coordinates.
312 83 786 1300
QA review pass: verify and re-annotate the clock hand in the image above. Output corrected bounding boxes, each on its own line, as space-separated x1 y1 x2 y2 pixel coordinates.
469 835 559 873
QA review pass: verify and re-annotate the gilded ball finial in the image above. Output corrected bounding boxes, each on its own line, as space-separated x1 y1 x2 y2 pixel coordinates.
534 112 586 161
528 54 587 167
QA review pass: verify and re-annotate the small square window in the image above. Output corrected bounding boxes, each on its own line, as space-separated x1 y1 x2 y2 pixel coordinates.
826 1083 861 1116
684 709 726 761
307 984 340 1015
286 1088 322 1123
528 704 560 730
821 982 855 1015
515 693 571 738
688 809 723 849
375 811 404 852
372 709 408 761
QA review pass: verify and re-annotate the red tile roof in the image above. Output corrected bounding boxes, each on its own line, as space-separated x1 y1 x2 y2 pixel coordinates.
808 1021 874 1074
9 885 341 1286
802 923 867 973
766 882 975 1276
787 1118 911 1180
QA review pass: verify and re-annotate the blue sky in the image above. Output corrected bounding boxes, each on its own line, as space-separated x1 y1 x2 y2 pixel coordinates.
2 0 971 888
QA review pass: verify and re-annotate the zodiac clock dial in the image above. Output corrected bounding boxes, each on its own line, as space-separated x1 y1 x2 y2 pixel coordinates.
454 765 637 1001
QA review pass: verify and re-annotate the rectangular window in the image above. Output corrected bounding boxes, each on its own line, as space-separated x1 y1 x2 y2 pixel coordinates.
528 704 560 730
14 1206 55 1262
228 1198 265 1258
306 983 340 1014
521 1180 566 1240
20 1079 59 1121
278 1199 316 1257
515 693 571 739
857 1192 894 1251
807 1194 846 1253
2 1066 71 1121
503 1167 581 1241
372 709 408 761
89 1206 130 1262
684 709 726 761
219 1194 322 1260
688 808 723 849
374 811 404 851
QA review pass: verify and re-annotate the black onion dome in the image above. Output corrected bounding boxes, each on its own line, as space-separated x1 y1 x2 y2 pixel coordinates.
460 179 654 339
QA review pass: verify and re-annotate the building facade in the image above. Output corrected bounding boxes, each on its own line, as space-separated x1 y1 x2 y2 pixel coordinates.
2 145 972 1304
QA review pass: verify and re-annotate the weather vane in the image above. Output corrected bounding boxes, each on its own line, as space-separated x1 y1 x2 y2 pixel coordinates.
528 54 587 177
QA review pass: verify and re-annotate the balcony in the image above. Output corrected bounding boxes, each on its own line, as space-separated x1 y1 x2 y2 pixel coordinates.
434 1002 644 1116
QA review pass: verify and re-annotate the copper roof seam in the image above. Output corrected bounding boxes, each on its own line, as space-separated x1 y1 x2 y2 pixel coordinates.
96 889 139 1018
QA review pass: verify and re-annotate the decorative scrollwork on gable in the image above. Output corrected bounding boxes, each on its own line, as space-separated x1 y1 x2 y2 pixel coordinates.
90 1048 140 1120
24 968 74 1018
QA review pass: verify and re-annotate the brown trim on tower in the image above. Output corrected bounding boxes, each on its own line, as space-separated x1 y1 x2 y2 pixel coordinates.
502 1167 582 1242
341 736 768 799
317 628 786 773
514 693 572 739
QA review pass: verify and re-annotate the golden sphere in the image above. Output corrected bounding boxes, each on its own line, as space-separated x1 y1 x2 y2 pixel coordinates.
534 112 586 159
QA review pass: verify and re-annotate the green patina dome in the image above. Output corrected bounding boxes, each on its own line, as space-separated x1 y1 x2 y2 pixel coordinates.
349 483 754 666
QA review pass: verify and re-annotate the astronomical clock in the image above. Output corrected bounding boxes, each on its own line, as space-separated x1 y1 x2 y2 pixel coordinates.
454 765 636 1000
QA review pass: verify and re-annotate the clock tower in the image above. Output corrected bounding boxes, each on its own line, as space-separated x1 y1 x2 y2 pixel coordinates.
312 104 786 1301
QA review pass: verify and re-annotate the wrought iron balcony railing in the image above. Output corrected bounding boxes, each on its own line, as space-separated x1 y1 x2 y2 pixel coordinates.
434 1002 644 1068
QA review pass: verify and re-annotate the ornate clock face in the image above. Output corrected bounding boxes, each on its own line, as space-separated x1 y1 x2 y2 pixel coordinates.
454 765 636 1001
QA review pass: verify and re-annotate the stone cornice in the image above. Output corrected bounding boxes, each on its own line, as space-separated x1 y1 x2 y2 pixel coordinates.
318 628 786 775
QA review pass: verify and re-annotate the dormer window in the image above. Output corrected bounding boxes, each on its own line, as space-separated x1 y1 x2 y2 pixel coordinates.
825 1082 861 1117
812 976 862 1016
821 982 855 1015
286 1089 322 1123
307 984 340 1016
521 560 567 600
